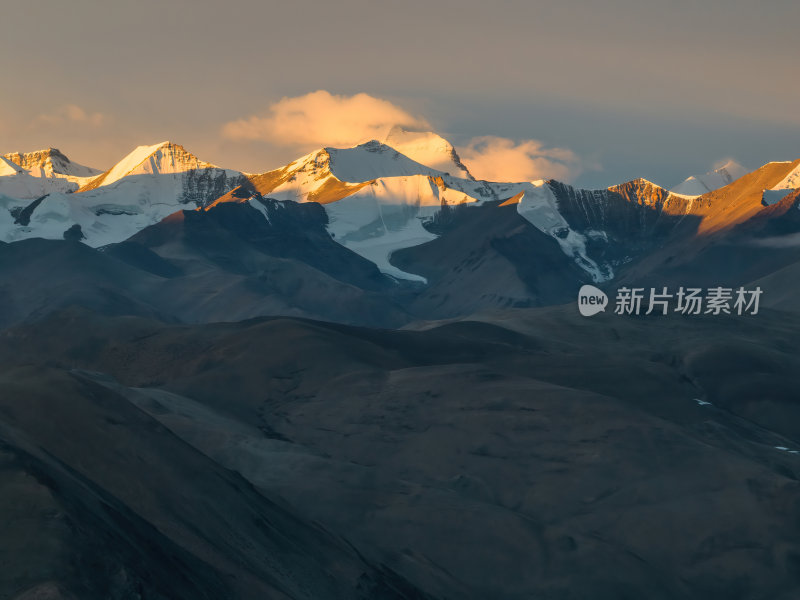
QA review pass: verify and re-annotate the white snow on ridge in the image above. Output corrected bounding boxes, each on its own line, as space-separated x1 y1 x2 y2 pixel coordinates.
256 141 503 280
668 190 702 201
0 149 102 199
0 167 80 199
671 160 748 197
334 218 435 283
772 162 800 191
97 142 171 188
4 182 188 248
383 126 473 178
324 174 479 282
91 141 239 189
671 177 711 197
1 143 245 247
4 148 101 181
327 141 439 183
2 135 697 285
761 161 800 206
265 149 364 204
0 194 29 231
516 182 612 283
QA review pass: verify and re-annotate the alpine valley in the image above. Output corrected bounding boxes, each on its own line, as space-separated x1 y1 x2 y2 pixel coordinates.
3 129 800 600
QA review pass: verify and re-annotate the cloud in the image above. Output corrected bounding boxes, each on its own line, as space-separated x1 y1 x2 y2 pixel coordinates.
221 91 588 181
222 90 429 148
749 232 800 248
34 104 106 127
457 136 582 182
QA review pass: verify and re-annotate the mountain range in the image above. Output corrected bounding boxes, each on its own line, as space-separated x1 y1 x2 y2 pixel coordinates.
3 129 800 599
1 129 799 326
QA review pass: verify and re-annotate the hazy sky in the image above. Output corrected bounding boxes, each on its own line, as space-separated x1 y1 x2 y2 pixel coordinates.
2 0 798 188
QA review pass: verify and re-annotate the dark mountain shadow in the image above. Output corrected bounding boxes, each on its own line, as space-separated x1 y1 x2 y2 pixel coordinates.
617 190 800 294
0 200 413 330
3 306 800 599
391 199 592 318
547 179 704 275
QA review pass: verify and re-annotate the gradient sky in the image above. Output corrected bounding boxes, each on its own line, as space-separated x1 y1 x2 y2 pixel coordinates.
2 0 798 188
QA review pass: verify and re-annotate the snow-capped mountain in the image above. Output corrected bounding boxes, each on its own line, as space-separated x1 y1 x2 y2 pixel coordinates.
2 133 799 288
2 138 504 278
3 135 691 283
213 140 684 283
762 161 800 205
1 142 245 247
383 126 474 179
79 141 242 192
514 177 707 283
222 140 501 281
4 147 100 180
0 148 102 199
499 160 798 284
229 138 723 283
671 159 748 196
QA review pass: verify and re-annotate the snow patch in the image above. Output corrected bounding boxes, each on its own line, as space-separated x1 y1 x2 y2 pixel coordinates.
671 160 748 196
772 163 800 191
323 177 445 282
247 197 272 224
516 182 612 282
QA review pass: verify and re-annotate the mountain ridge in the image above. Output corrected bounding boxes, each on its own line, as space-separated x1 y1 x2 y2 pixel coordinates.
0 147 102 199
671 159 748 196
77 141 240 192
3 147 101 180
2 134 800 291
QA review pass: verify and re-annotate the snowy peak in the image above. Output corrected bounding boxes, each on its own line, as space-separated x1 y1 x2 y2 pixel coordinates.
608 178 676 207
671 160 748 197
232 140 505 281
243 140 447 206
243 147 370 205
244 135 499 209
0 148 101 199
281 140 440 184
610 177 667 192
2 148 101 179
285 147 335 182
383 126 474 179
762 159 800 206
517 177 696 283
0 141 247 247
326 140 440 183
79 141 227 191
